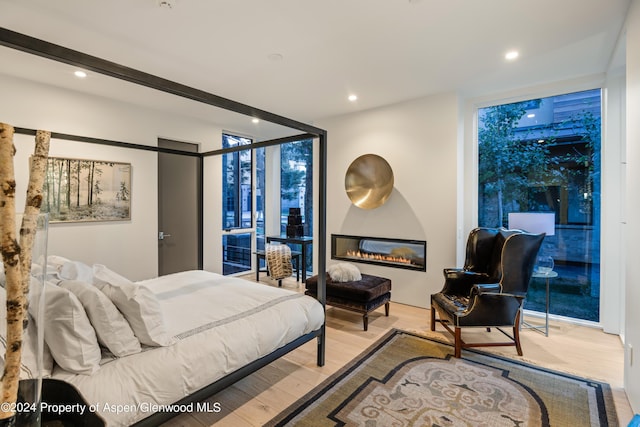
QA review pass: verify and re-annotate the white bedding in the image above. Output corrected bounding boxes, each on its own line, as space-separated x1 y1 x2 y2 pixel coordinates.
51 270 325 427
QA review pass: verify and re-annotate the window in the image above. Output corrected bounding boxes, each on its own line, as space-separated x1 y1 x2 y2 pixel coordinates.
222 134 252 230
255 147 266 252
477 89 601 322
222 133 253 275
280 139 313 271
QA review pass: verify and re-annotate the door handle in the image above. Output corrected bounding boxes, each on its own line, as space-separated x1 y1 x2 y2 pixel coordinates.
159 231 172 240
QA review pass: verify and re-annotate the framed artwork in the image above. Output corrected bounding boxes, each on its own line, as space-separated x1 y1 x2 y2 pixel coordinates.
41 156 131 223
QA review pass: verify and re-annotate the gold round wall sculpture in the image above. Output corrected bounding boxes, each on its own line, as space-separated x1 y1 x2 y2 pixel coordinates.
345 154 394 209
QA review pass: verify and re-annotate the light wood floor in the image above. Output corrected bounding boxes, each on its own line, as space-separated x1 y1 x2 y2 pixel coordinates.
162 276 633 426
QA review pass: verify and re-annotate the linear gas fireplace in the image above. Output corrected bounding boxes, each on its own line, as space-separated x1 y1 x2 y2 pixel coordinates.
331 234 426 271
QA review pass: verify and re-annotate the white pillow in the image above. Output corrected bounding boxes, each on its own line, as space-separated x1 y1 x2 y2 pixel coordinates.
45 255 71 282
60 261 93 283
30 281 102 375
60 280 141 357
327 262 362 282
93 264 175 347
1 287 54 379
47 255 71 273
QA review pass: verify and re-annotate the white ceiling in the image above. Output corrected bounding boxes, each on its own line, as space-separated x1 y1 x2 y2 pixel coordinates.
0 0 631 139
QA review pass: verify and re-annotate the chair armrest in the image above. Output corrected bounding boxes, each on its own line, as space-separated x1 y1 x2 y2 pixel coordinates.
443 268 488 280
471 283 501 295
441 269 491 296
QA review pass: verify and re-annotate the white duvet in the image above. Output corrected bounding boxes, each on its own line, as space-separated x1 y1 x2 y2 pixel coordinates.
52 270 325 427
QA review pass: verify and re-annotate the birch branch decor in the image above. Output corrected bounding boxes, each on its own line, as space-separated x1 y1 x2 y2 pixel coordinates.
0 123 50 422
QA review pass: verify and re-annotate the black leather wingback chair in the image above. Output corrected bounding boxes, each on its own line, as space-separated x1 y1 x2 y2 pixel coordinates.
430 228 544 357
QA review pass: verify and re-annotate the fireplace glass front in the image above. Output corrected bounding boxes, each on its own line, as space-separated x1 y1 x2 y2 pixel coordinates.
331 234 426 271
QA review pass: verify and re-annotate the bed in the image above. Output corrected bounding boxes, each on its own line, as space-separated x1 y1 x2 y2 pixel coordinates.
3 262 325 427
2 29 329 427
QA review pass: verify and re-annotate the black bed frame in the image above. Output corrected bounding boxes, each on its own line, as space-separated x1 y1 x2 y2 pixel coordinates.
132 329 323 427
0 27 328 426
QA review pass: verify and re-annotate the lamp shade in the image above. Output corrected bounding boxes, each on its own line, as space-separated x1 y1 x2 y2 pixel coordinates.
508 212 555 236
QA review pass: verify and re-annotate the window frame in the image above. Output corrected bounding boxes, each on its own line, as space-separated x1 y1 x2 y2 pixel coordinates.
462 77 622 332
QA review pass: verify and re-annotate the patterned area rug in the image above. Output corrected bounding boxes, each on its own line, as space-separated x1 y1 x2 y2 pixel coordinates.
266 329 618 426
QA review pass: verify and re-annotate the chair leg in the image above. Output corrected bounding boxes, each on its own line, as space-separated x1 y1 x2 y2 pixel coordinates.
363 313 369 331
384 302 390 317
514 318 523 356
454 327 462 358
278 279 282 287
430 305 436 331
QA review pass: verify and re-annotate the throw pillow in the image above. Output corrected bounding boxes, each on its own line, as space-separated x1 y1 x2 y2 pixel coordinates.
327 262 362 282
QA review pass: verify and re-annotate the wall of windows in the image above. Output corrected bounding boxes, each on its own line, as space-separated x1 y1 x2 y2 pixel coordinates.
220 134 309 276
477 88 601 322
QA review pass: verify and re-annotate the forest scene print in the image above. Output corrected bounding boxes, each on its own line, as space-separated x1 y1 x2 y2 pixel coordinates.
42 157 131 222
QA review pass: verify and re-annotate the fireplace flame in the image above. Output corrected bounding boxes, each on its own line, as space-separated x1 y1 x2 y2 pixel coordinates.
346 250 414 265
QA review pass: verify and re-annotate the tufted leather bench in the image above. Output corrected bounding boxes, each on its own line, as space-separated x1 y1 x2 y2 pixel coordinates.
305 273 391 331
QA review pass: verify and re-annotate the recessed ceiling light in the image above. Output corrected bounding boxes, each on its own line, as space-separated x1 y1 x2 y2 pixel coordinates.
268 53 284 62
348 94 358 102
527 113 535 118
74 70 87 78
252 118 260 124
505 50 519 61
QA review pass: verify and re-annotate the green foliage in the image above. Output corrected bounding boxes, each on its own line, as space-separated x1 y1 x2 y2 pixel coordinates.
478 100 551 226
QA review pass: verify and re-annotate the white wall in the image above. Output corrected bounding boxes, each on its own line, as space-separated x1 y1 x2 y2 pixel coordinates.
1 73 223 280
203 154 223 273
602 71 626 336
624 0 640 413
318 93 459 308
